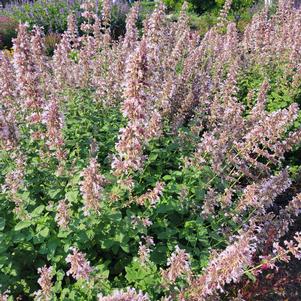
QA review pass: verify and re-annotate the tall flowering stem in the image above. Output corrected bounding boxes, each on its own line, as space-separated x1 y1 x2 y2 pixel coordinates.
122 2 140 55
34 265 53 301
80 158 106 216
138 236 155 265
42 96 65 160
161 245 191 285
112 39 149 176
55 199 70 230
135 181 165 207
0 53 15 109
2 152 26 215
247 231 301 275
13 23 43 124
188 230 256 300
66 247 92 281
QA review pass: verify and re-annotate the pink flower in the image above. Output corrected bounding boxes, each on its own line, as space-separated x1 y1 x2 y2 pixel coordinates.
34 265 53 301
98 288 149 301
138 236 155 265
135 182 165 207
80 158 106 216
42 96 65 160
161 245 191 284
66 247 92 280
55 200 70 230
188 230 256 299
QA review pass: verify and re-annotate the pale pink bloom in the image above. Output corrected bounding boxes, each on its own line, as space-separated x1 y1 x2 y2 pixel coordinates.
117 177 135 191
122 2 140 54
0 110 19 150
0 53 15 104
13 23 44 123
2 153 26 211
55 200 70 230
98 288 149 301
42 96 65 160
66 247 92 280
188 231 256 299
0 291 9 301
112 38 162 176
80 0 95 12
236 169 291 213
138 236 155 264
52 32 73 88
271 232 301 264
80 158 106 216
135 182 165 207
284 193 301 217
66 13 79 48
34 265 53 301
201 188 218 218
161 245 191 284
102 0 112 27
131 216 152 229
138 243 151 265
30 26 47 74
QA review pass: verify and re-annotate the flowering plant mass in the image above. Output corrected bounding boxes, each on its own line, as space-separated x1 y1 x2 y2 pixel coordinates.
0 0 301 300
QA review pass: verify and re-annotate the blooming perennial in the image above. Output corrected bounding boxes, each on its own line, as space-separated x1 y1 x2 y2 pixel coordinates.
66 247 93 281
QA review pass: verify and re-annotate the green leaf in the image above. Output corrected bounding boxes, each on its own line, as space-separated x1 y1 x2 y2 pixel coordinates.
31 205 45 217
15 220 32 231
148 153 158 162
163 175 172 181
39 227 50 238
48 188 62 199
57 230 71 238
102 239 115 249
65 190 79 203
245 270 257 282
0 218 5 231
120 243 130 253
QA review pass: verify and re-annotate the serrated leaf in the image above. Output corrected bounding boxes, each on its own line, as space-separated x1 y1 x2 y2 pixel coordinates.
39 227 49 238
57 230 71 238
31 205 45 217
48 189 61 199
65 190 79 203
120 243 130 253
15 220 32 231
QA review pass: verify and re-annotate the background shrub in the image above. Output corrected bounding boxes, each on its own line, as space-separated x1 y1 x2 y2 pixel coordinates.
0 1 301 300
0 16 17 49
1 0 129 38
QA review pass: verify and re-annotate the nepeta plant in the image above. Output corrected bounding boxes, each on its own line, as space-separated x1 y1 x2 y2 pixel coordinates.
0 0 300 300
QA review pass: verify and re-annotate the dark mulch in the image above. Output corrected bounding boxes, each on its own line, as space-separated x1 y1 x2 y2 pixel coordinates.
241 217 301 301
225 173 301 300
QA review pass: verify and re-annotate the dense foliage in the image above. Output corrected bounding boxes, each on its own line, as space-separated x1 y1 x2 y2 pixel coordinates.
0 0 264 50
162 0 258 13
2 0 130 36
0 16 17 48
0 0 300 300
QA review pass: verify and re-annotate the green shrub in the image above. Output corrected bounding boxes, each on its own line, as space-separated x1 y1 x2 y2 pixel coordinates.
0 16 17 49
3 0 129 39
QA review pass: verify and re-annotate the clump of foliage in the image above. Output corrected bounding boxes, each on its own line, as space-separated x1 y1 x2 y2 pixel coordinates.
0 0 301 300
153 0 262 36
2 0 129 39
0 16 17 49
44 33 61 56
